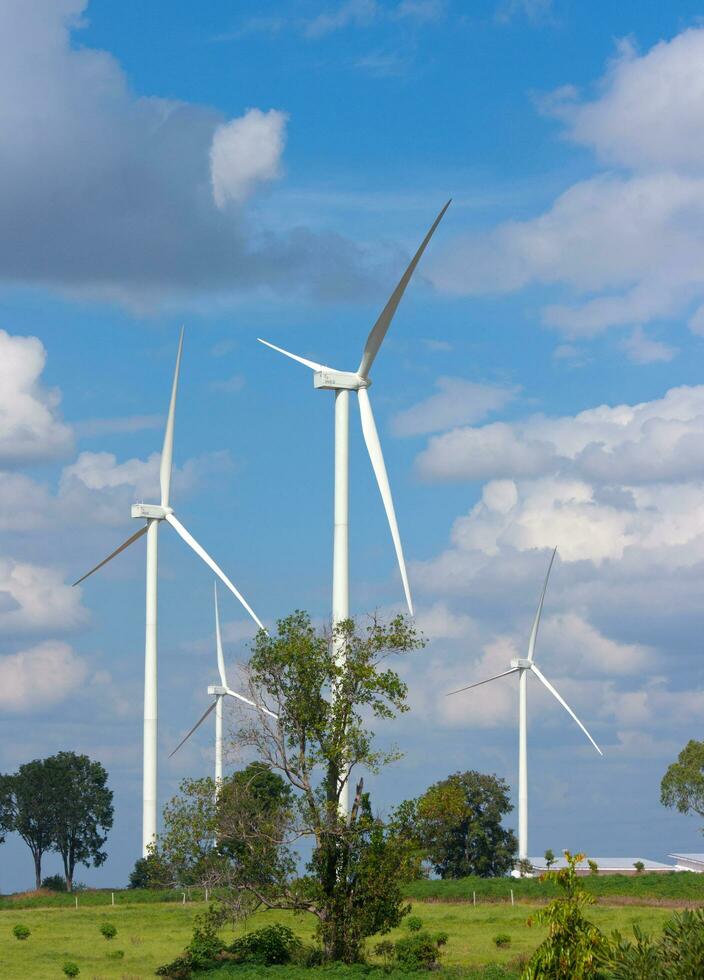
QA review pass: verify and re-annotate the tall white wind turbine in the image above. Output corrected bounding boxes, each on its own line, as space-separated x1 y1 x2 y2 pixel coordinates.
169 583 277 783
447 548 603 863
74 329 265 855
259 201 451 814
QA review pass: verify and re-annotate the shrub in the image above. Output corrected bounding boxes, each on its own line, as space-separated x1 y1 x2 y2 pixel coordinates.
588 860 599 876
156 909 225 978
633 860 645 874
405 915 423 932
598 906 704 978
493 932 511 948
106 949 124 960
229 923 303 965
41 874 67 892
99 921 117 940
62 963 80 977
393 930 447 971
12 924 30 940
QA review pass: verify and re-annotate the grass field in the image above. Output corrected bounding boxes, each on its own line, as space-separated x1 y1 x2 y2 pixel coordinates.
0 894 686 979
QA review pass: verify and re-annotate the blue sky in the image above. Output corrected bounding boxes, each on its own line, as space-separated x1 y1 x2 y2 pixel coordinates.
3 0 704 890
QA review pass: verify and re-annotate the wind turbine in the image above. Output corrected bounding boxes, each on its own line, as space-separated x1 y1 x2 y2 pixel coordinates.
73 328 265 855
447 548 603 863
169 582 277 783
259 201 450 814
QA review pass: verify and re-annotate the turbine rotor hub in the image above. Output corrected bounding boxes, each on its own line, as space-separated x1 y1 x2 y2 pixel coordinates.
511 658 532 669
208 685 227 695
131 503 174 520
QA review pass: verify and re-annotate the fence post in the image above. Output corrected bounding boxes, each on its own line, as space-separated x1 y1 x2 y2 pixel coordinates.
75 896 78 910
182 892 186 905
205 887 209 902
111 892 115 907
473 890 476 906
510 889 514 907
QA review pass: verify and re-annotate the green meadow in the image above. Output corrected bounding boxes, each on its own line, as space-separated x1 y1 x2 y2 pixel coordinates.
0 887 691 979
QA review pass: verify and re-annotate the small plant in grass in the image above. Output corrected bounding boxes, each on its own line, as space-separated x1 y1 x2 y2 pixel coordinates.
588 859 599 875
634 860 645 874
99 921 117 940
106 948 124 960
12 924 30 940
394 929 448 971
374 939 395 969
41 873 67 892
493 932 511 948
229 923 303 965
62 963 80 977
405 915 423 932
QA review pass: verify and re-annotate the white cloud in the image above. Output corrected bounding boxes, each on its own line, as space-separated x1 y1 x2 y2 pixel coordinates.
539 612 653 676
0 560 87 635
210 109 287 208
74 414 163 438
431 27 704 339
0 640 88 712
391 377 518 436
621 327 677 365
0 330 72 464
305 0 378 38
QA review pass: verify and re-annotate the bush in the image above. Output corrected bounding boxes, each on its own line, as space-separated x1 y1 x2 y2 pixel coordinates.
99 921 117 940
12 924 30 940
393 930 448 971
62 963 80 977
633 860 645 874
404 915 423 932
41 874 67 892
493 932 511 948
598 906 704 978
229 924 303 965
106 949 124 960
156 909 226 978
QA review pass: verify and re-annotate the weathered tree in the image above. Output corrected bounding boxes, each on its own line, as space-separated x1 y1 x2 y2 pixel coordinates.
3 759 59 888
399 770 517 878
661 740 704 826
0 774 13 845
46 751 113 891
158 611 424 963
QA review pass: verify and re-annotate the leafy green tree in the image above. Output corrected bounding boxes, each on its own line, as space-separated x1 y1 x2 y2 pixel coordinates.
3 759 59 888
0 774 14 846
544 848 556 870
159 612 424 963
661 740 704 825
400 770 517 878
523 851 606 978
45 751 113 891
128 853 167 889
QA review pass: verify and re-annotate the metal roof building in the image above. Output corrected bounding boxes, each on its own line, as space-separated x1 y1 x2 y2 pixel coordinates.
525 856 677 876
669 853 704 873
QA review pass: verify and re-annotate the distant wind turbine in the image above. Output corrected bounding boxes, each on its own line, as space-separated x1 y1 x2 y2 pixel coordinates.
170 583 277 783
447 548 603 863
73 329 265 855
258 201 450 814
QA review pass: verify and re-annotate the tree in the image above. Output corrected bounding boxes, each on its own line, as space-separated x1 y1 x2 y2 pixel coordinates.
128 854 166 889
544 848 556 870
401 771 517 878
46 751 113 891
3 759 59 889
158 612 424 963
0 774 14 846
661 740 704 825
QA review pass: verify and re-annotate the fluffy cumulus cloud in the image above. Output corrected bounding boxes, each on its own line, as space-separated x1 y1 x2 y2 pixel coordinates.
391 377 518 436
0 640 88 712
431 27 704 340
403 380 704 750
0 0 379 308
0 330 72 464
0 559 87 635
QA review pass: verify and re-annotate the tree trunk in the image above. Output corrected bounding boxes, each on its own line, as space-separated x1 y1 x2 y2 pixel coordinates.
61 849 73 892
33 851 42 891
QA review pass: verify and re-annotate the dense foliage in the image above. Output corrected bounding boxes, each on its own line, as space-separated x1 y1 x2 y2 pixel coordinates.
661 739 704 824
156 612 424 965
0 751 113 890
397 770 517 878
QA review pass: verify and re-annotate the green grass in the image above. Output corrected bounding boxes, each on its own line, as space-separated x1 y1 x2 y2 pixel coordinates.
404 871 704 903
0 887 208 910
0 898 683 979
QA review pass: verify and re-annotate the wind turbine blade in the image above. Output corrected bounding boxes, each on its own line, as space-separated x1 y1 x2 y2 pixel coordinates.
531 663 603 756
225 687 278 720
446 666 520 697
357 387 413 616
357 200 451 379
160 326 184 508
527 546 557 662
257 338 325 372
214 582 227 687
169 700 217 758
72 525 148 586
165 513 266 632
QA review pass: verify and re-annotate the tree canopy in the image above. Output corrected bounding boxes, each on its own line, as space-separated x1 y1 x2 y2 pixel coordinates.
661 740 704 824
399 770 517 878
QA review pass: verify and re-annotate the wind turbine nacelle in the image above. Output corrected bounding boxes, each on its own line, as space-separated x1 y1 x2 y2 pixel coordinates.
131 503 172 520
314 370 368 391
208 685 227 695
511 658 532 669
